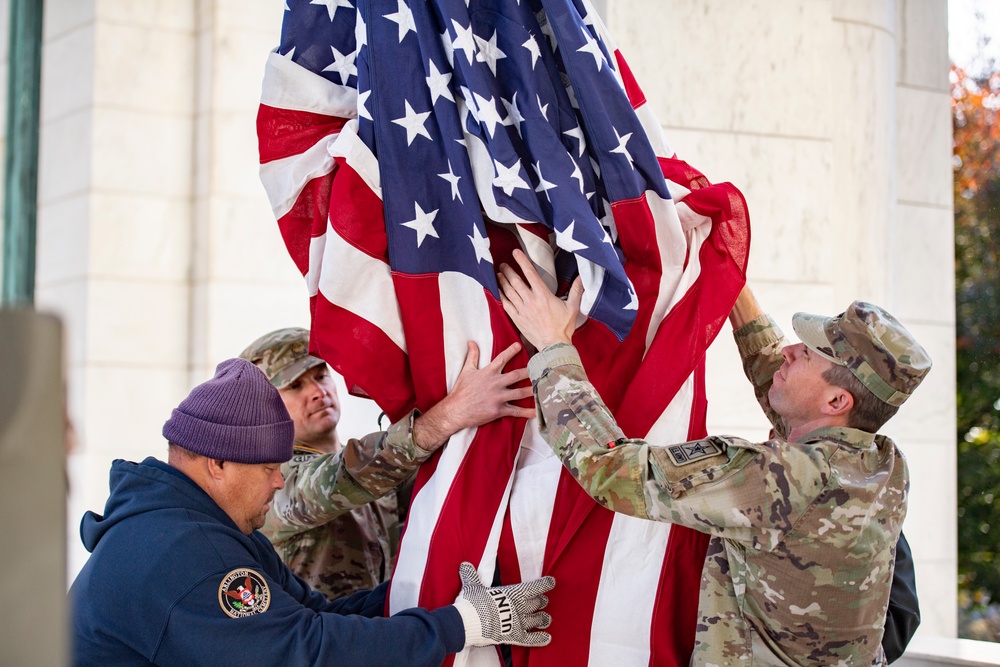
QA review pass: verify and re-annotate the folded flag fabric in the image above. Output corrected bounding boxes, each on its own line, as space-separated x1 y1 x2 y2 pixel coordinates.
258 1 750 664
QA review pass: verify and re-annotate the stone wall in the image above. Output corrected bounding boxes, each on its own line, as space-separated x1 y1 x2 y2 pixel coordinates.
19 0 955 638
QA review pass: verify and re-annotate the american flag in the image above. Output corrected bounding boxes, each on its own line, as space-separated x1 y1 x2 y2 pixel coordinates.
258 1 749 665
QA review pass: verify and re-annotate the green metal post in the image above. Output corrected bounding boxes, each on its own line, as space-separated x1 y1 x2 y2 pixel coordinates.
1 0 43 307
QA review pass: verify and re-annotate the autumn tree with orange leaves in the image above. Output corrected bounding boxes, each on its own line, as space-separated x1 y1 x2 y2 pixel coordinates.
953 62 1000 642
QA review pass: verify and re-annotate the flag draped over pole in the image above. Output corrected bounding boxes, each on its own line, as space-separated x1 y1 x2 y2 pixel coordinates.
258 1 750 664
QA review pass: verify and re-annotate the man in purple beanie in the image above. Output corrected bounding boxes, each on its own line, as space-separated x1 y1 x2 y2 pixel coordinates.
70 358 554 666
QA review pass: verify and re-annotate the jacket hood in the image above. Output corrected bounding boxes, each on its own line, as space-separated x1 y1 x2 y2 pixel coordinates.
80 457 232 552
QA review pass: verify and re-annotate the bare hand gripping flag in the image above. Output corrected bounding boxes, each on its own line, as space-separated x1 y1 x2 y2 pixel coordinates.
258 1 750 665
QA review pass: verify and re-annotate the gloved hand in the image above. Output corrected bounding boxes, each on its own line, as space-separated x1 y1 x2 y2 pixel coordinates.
452 562 555 648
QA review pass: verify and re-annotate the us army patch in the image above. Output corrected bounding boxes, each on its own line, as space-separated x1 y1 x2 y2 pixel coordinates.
666 440 725 466
218 569 271 618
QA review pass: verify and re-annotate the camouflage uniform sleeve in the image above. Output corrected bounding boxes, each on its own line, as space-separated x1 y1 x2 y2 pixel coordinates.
262 410 433 544
733 314 790 438
529 343 831 549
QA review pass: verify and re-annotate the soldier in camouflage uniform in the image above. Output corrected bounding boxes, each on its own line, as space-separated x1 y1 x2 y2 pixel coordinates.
497 249 931 667
241 328 534 600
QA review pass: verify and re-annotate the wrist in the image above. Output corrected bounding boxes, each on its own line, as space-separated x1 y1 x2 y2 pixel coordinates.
729 286 761 328
452 598 486 647
412 402 454 452
533 334 572 349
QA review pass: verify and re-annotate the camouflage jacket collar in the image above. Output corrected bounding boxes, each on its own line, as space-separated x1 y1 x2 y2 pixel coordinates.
292 443 326 457
796 425 876 450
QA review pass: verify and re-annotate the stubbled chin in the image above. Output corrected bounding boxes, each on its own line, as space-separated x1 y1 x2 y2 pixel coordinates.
249 511 268 533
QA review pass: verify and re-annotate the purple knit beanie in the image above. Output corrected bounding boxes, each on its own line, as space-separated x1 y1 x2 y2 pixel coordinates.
162 358 294 464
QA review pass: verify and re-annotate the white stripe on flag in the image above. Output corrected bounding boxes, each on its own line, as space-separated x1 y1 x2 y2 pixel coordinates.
675 199 713 233
589 515 672 666
316 227 406 352
390 271 496 614
328 119 382 198
515 225 559 294
642 191 688 352
664 178 692 204
260 135 338 219
634 102 674 160
261 50 357 117
588 374 694 665
644 374 698 447
456 647 505 667
440 271 497 391
575 255 610 319
663 216 710 316
305 231 327 296
390 425 480 613
455 429 534 667
508 425 562 581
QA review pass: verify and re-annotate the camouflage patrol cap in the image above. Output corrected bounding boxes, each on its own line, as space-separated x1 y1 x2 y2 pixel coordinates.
792 302 932 407
238 327 326 390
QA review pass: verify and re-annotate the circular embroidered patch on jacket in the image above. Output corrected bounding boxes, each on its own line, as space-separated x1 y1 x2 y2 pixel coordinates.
218 569 271 618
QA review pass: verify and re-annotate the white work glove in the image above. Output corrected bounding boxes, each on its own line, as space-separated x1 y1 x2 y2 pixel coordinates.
452 562 555 648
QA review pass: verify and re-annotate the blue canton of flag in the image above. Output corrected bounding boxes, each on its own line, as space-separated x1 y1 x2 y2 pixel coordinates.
278 0 674 340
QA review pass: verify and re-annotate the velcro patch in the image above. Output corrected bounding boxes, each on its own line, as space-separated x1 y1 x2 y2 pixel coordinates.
218 568 271 618
666 440 725 467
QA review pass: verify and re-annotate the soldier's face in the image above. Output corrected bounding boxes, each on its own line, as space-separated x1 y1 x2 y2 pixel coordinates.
768 343 838 423
217 461 285 534
279 364 341 444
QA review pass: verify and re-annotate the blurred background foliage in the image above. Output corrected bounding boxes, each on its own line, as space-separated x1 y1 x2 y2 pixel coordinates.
953 58 1000 642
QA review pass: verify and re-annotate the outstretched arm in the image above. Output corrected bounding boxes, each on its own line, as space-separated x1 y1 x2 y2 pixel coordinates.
264 342 534 541
729 285 764 329
497 252 811 540
413 340 536 451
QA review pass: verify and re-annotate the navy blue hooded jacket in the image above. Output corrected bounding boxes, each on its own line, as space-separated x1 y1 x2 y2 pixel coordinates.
70 457 465 666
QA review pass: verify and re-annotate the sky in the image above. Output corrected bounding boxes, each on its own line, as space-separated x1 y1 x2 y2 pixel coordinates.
950 0 1000 73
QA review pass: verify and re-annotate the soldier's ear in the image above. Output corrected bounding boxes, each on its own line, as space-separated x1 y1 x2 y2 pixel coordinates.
822 388 854 418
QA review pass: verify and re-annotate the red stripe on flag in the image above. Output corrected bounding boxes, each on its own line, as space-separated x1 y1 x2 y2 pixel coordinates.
572 194 665 413
614 178 750 436
394 273 448 414
613 50 647 110
277 174 334 275
498 506 522 583
408 294 528 604
536 193 674 572
517 221 553 242
257 103 346 163
585 196 665 412
499 508 529 667
487 220 529 274
648 362 712 667
651 526 711 667
329 158 390 262
614 262 739 437
528 474 612 667
309 290 416 419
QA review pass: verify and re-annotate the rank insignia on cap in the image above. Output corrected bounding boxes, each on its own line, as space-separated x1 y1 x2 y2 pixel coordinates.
219 569 271 618
667 440 725 467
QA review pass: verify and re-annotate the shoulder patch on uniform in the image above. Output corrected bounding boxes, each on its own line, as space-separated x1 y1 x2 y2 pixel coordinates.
218 568 271 618
666 440 725 467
